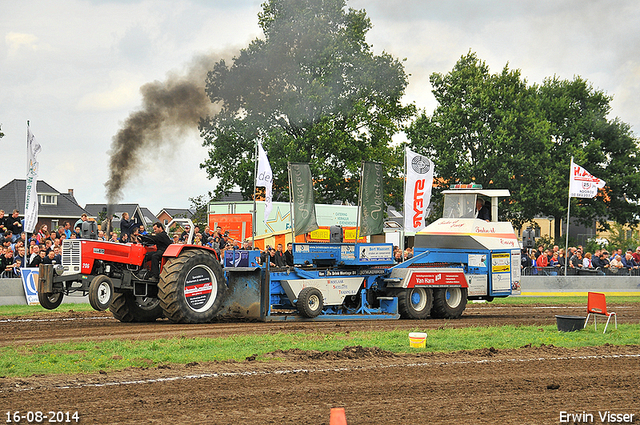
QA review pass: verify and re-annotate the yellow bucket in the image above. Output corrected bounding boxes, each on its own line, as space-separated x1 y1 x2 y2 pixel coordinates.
409 332 427 348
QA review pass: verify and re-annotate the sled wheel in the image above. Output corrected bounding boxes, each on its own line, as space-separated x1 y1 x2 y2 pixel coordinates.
38 291 63 310
88 275 114 311
157 249 226 323
398 287 433 319
431 287 468 319
297 287 324 318
109 292 163 322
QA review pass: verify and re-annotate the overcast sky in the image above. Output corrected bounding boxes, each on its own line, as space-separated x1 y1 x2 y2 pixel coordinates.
2 0 638 216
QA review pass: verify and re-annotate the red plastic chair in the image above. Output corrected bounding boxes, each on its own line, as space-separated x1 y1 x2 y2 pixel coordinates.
584 292 617 333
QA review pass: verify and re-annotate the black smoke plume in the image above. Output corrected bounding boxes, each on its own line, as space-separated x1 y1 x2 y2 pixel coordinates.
104 53 230 211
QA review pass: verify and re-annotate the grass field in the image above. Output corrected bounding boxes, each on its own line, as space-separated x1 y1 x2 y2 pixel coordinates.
1 298 639 377
1 323 639 377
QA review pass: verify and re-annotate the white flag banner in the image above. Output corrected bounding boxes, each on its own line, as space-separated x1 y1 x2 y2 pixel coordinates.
569 160 605 198
24 126 41 233
256 140 273 222
404 147 434 232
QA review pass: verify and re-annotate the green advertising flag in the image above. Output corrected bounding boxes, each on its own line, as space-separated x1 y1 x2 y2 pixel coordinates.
289 163 319 236
359 161 384 237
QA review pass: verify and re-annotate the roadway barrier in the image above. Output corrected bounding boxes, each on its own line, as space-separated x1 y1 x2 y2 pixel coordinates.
0 278 88 306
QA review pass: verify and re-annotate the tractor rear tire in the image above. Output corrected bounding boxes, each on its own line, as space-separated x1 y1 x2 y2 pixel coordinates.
430 287 468 319
297 287 324 318
38 291 63 310
88 275 114 311
397 287 433 319
109 292 163 322
157 249 226 323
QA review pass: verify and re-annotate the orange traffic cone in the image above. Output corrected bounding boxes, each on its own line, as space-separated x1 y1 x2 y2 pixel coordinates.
330 407 347 425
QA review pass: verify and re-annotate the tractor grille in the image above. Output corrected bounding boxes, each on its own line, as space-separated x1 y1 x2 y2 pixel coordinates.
62 240 82 274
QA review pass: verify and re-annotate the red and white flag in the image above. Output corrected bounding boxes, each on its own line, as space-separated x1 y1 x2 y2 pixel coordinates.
569 160 605 198
404 147 434 232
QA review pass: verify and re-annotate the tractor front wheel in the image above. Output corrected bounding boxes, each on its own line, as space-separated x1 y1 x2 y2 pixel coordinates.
38 291 63 310
88 275 114 311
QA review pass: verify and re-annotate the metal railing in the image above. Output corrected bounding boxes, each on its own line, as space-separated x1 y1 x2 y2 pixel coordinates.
522 266 640 276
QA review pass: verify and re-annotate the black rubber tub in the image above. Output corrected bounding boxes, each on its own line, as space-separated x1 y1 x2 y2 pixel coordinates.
555 315 586 332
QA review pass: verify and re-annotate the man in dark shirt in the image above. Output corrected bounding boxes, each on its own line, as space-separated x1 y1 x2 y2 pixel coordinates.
143 222 172 279
8 210 23 242
274 243 286 267
284 242 294 266
475 198 491 221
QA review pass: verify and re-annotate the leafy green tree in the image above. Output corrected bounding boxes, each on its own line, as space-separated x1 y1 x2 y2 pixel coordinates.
200 0 414 207
536 76 640 238
406 52 551 229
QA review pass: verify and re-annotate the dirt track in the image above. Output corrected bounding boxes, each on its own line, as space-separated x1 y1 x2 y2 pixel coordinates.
1 303 639 424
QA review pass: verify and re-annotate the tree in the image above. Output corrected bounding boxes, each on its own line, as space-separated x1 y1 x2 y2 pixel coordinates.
536 76 640 238
406 52 552 229
199 0 414 207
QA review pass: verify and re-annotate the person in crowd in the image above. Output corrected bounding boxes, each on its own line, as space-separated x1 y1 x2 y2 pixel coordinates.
63 222 72 239
129 227 141 244
119 212 139 236
109 232 118 242
569 250 583 269
599 251 610 269
74 225 82 239
534 245 544 259
42 249 57 265
143 222 172 280
74 213 89 230
36 224 49 244
284 242 294 266
241 239 252 250
609 254 624 272
536 250 549 268
172 233 181 244
260 245 270 266
15 246 26 269
582 252 593 269
0 210 8 235
179 224 191 243
29 249 46 268
139 224 147 236
119 232 129 243
549 251 559 267
610 248 623 261
592 250 602 269
8 210 23 243
97 230 106 241
622 251 638 271
268 247 277 267
557 249 566 268
52 246 62 264
274 243 286 267
0 248 19 277
404 247 414 259
28 245 40 265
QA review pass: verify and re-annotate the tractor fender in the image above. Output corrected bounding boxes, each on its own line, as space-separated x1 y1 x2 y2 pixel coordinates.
162 244 220 261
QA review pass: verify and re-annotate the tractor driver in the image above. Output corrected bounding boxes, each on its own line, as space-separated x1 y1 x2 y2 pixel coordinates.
143 222 172 280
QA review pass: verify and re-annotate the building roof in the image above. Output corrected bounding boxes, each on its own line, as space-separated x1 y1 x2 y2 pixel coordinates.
158 208 195 219
0 179 88 218
85 203 155 226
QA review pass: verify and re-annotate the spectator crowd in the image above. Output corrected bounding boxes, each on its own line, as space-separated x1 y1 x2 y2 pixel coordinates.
521 244 640 276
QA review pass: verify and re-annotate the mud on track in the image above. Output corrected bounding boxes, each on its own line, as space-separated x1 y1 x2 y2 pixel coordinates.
1 302 639 424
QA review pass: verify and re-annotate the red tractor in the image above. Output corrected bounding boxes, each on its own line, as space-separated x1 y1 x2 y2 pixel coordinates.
38 219 226 323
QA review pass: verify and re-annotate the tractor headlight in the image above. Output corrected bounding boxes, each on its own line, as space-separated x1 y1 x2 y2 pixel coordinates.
54 264 65 276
